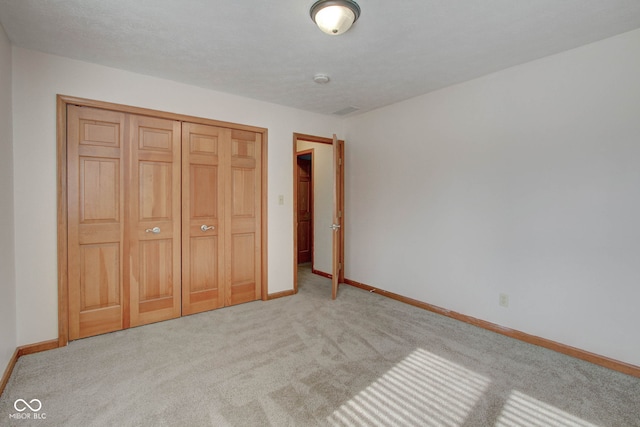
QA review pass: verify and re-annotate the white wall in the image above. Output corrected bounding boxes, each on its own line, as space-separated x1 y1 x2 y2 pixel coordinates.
0 23 17 372
11 47 343 346
296 140 333 273
344 29 640 366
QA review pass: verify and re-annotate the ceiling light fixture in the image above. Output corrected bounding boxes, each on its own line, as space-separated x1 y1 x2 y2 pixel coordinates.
310 0 361 35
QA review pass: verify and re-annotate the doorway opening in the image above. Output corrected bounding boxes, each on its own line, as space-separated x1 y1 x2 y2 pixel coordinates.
293 133 344 297
296 151 314 266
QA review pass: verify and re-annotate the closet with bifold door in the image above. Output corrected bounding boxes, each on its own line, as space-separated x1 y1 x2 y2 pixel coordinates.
66 104 264 340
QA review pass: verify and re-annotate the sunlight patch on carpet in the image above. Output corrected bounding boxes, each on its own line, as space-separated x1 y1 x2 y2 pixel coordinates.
327 348 490 426
496 390 599 427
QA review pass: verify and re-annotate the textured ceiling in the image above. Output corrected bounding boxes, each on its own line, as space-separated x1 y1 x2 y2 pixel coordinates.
2 0 640 116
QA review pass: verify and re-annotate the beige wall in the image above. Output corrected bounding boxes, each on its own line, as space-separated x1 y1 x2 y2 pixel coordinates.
11 47 344 346
345 29 640 366
0 23 16 371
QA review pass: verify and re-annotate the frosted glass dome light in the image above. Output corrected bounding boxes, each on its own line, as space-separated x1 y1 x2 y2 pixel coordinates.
310 0 361 35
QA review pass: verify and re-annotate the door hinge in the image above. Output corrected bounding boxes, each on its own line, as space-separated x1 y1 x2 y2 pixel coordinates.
338 158 342 166
338 211 342 218
339 262 342 270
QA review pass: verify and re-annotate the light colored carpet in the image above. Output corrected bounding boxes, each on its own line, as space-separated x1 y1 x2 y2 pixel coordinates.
1 265 639 426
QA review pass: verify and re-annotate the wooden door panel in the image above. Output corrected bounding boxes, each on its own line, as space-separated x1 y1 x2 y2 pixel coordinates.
129 115 181 326
138 161 173 220
138 127 174 151
80 120 121 147
298 182 310 213
191 165 218 218
297 156 312 263
230 233 257 304
137 239 175 313
80 158 120 222
190 133 219 154
231 132 256 157
68 106 125 339
182 123 226 315
79 243 120 310
76 242 121 338
189 237 219 292
232 168 256 216
298 221 311 259
75 307 123 339
138 239 174 299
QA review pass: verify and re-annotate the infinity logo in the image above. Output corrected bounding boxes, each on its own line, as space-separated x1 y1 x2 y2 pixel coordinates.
14 398 42 412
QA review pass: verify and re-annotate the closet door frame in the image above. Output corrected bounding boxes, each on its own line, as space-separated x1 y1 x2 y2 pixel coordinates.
56 94 269 347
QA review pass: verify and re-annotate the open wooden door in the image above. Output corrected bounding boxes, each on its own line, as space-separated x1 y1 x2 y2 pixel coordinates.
331 134 344 299
293 132 344 298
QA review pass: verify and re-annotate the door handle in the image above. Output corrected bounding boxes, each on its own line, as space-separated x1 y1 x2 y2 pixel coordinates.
201 225 215 232
330 224 341 230
145 227 161 234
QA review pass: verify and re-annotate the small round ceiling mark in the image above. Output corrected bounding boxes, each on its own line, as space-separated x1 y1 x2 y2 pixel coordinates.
313 74 330 84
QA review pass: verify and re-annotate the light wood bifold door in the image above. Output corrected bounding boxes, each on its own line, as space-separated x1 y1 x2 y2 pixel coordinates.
181 125 263 314
67 104 264 340
227 129 263 305
181 123 227 314
67 106 126 339
129 115 182 327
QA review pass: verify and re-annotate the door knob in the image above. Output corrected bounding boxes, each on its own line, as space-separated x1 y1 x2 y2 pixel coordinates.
330 224 341 230
145 227 161 234
201 225 215 232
